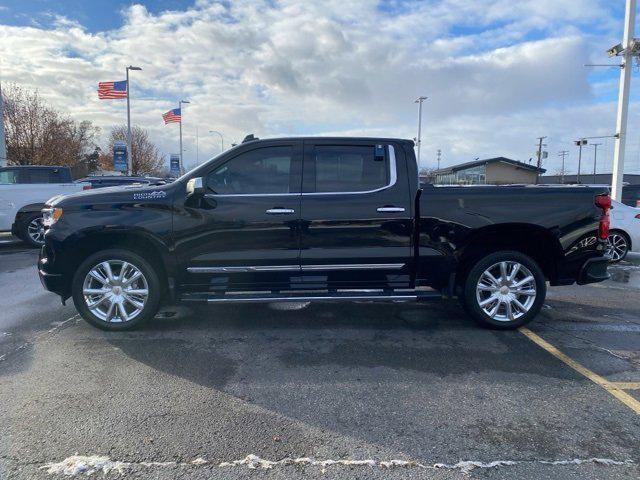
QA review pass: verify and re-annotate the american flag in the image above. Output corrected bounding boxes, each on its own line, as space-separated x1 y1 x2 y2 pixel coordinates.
98 80 127 99
162 108 181 124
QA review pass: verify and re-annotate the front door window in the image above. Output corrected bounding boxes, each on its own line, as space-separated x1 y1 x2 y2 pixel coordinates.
206 146 293 195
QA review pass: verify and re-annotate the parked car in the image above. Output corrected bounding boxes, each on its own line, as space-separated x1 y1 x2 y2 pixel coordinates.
605 200 640 262
38 136 610 331
76 175 165 189
0 166 90 247
0 165 73 184
622 184 640 208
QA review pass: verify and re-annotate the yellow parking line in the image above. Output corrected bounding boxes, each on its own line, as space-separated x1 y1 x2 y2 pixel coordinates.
609 382 640 390
519 327 640 415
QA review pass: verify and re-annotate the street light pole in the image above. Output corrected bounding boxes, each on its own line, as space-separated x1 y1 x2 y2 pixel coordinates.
575 139 587 183
611 0 636 201
414 96 427 166
125 66 142 175
591 143 602 184
209 130 224 153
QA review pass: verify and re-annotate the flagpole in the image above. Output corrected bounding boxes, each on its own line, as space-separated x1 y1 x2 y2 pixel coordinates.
125 66 142 176
125 68 132 175
179 111 183 175
179 99 190 174
0 81 7 167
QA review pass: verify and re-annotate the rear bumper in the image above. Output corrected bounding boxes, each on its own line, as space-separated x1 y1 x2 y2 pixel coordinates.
577 256 610 285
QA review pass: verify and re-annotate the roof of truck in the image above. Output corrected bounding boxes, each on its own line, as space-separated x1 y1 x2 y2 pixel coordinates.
240 136 414 144
0 165 70 169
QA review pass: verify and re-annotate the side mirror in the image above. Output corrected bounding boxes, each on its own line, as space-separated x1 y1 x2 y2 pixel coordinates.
186 177 204 196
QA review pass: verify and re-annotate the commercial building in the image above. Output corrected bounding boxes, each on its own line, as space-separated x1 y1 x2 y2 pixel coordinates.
423 157 545 185
539 173 640 185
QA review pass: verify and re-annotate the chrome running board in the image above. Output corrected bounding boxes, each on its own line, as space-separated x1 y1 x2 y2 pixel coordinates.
180 289 441 303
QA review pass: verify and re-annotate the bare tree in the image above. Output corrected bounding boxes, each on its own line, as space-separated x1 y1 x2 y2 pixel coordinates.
2 84 99 171
100 125 165 176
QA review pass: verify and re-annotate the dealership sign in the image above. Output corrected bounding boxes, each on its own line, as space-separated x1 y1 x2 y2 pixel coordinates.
113 141 127 172
170 154 181 177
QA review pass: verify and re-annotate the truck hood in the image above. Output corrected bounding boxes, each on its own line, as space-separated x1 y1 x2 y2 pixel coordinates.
48 183 177 207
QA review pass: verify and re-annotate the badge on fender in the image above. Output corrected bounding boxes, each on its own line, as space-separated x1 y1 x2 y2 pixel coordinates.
133 191 167 200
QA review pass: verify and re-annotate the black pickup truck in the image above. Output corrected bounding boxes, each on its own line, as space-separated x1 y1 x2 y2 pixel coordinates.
38 136 611 331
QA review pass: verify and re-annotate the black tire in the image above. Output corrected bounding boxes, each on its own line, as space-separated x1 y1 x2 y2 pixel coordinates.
18 212 45 248
461 250 546 330
72 249 161 331
606 230 630 263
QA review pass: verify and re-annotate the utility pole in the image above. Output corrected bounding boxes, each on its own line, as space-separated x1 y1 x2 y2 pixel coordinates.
125 66 142 175
414 96 427 166
535 136 547 184
196 126 199 165
591 143 602 184
558 150 569 184
574 139 587 183
0 81 6 167
610 0 637 200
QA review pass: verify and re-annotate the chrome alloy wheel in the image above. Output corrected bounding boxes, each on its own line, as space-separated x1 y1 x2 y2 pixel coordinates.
475 261 537 322
27 217 45 245
82 260 149 323
606 233 628 262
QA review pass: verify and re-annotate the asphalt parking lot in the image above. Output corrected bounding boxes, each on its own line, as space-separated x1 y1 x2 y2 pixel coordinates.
1 234 639 479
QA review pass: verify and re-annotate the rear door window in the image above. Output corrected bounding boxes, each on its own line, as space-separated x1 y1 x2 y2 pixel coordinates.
28 169 55 183
307 145 389 193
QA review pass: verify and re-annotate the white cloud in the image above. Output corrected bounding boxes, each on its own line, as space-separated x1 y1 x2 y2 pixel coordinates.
0 0 637 174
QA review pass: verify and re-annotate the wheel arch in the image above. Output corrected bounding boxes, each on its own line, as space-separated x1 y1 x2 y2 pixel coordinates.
13 203 46 228
58 227 173 296
454 223 563 287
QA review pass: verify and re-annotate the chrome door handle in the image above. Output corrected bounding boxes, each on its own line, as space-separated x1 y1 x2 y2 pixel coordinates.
377 206 405 213
265 208 295 214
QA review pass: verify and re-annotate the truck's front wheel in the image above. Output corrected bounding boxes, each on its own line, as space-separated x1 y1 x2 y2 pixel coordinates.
72 249 161 331
462 251 546 330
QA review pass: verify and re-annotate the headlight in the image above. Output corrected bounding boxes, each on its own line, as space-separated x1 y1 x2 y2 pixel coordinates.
42 207 63 227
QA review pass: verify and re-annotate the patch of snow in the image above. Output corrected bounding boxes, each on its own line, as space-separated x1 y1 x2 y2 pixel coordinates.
433 460 517 473
542 458 634 467
40 454 636 476
40 455 129 476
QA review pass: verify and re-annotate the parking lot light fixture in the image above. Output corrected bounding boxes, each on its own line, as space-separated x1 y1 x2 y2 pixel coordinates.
209 130 224 152
414 96 428 166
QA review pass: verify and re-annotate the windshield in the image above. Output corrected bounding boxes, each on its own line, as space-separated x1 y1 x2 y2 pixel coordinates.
175 144 241 183
0 169 18 184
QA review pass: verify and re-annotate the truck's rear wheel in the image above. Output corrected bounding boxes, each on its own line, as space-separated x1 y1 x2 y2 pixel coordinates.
462 251 546 330
72 249 161 331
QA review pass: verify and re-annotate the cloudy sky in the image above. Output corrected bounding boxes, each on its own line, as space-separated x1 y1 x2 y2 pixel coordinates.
1 0 639 175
